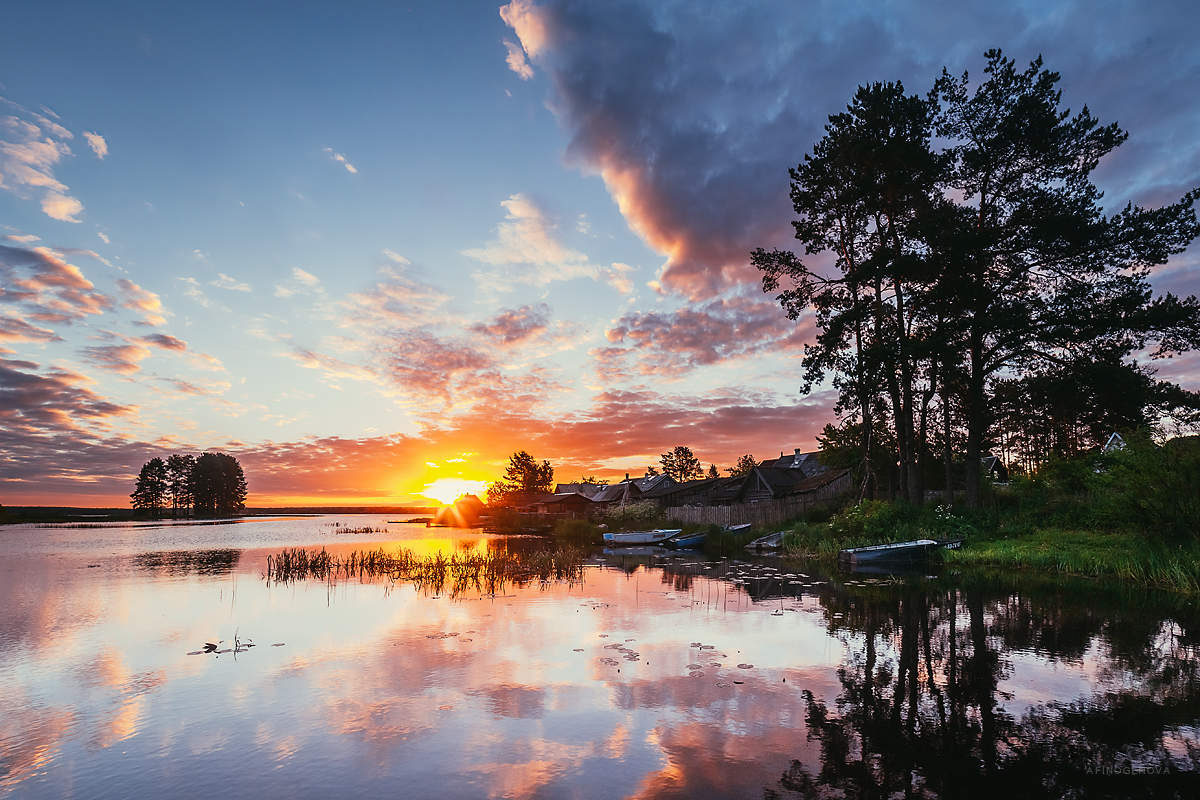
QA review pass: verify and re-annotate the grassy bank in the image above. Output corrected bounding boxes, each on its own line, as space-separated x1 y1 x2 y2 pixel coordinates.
944 528 1200 594
777 495 1200 594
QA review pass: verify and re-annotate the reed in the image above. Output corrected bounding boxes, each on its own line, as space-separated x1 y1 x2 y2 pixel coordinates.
264 545 587 595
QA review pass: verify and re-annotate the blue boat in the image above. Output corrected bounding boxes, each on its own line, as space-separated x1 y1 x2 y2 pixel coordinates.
601 529 682 546
665 531 707 549
837 538 963 568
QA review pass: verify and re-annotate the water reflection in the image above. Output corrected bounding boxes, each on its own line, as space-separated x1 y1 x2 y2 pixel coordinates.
0 518 1196 798
135 548 241 574
769 582 1200 799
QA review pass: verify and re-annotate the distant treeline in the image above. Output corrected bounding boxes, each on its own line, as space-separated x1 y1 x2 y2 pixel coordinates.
131 452 247 518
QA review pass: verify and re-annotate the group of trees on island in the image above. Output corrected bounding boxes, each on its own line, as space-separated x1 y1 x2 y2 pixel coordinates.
131 452 247 518
754 49 1200 507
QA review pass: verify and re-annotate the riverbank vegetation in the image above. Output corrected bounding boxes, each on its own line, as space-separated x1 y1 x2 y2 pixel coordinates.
264 544 585 594
783 435 1200 592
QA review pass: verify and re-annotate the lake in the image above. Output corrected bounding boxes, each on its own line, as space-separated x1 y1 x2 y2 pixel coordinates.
1 515 1197 798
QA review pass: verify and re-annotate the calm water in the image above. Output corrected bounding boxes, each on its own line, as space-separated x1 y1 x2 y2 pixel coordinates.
1 516 1197 798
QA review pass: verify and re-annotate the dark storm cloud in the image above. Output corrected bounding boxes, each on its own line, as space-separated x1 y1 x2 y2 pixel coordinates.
503 0 1200 298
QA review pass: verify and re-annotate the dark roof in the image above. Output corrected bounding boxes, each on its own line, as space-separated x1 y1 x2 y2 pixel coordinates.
590 474 676 503
642 476 738 499
590 482 629 503
632 474 674 491
540 491 597 505
759 450 829 477
553 482 604 498
748 464 848 497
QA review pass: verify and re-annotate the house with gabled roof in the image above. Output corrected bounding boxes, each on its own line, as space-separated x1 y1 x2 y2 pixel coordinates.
590 473 677 507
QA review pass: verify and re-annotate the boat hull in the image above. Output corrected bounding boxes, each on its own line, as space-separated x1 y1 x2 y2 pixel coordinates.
838 539 940 567
601 529 683 546
665 533 706 549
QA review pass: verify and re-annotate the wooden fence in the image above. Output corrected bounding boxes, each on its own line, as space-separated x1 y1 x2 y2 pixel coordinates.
664 470 852 528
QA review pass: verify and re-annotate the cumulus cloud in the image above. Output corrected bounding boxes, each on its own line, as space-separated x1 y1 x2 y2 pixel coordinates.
82 131 107 159
97 231 110 244
500 0 1200 300
0 98 85 222
323 147 358 174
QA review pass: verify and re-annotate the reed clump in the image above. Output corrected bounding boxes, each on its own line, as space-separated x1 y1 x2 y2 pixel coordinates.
324 522 389 534
265 545 586 595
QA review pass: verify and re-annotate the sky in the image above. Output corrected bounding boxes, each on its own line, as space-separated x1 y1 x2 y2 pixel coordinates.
2 0 1199 506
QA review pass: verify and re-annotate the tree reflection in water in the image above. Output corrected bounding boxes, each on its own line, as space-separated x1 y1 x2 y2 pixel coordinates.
767 581 1200 799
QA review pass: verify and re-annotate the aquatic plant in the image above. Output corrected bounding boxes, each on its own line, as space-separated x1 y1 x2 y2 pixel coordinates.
264 545 586 596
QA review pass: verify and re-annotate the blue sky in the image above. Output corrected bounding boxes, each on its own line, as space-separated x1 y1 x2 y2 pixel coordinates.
2 0 1198 504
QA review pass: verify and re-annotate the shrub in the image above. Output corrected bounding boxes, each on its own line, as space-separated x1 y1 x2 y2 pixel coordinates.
552 518 602 545
599 500 664 530
1093 435 1200 541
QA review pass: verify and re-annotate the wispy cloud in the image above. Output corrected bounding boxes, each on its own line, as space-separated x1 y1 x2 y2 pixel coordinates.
0 243 112 322
210 272 251 292
82 131 107 159
502 39 534 80
323 147 358 174
0 96 85 222
115 278 166 326
140 333 186 351
274 266 322 298
0 314 61 343
80 342 151 375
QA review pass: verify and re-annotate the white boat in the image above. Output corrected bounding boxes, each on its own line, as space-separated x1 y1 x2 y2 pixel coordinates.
601 528 683 545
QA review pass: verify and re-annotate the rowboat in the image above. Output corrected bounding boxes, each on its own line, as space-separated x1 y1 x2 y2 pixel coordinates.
746 531 785 550
838 538 963 567
725 523 752 532
664 531 707 549
602 528 683 546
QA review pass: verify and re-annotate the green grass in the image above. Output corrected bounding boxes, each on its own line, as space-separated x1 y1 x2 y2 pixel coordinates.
771 495 1200 595
945 527 1200 594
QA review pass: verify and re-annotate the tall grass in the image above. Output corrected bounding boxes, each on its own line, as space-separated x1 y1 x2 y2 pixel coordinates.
265 545 586 595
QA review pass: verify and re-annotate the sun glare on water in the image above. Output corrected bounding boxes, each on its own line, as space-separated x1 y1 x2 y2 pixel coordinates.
421 477 489 505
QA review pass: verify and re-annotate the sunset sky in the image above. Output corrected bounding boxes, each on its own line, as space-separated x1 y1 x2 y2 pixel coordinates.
3 0 1198 506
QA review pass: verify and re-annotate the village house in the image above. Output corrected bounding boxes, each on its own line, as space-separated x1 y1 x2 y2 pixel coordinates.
640 448 852 509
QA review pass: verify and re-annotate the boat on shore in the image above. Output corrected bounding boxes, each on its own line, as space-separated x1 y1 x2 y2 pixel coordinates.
838 538 964 568
746 531 785 550
664 531 707 549
601 528 683 546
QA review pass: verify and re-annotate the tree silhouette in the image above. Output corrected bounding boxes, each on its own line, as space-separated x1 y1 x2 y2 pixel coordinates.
190 452 247 517
707 463 719 479
130 457 169 517
726 454 760 478
659 446 703 481
165 453 195 518
755 50 1200 507
486 450 554 505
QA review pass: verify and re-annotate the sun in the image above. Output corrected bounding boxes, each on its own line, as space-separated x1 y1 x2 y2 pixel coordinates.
420 477 489 505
